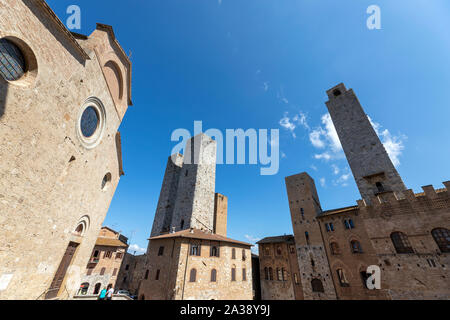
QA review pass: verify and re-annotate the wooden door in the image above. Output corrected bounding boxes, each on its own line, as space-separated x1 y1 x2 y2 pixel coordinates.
45 242 78 299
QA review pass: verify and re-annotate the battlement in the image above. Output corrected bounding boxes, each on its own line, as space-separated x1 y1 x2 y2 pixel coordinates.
357 181 450 208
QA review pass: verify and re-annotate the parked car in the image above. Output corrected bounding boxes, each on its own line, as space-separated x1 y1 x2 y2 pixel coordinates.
116 290 131 297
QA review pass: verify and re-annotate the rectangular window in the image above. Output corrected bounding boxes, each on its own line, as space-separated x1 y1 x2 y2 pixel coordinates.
155 269 160 280
337 269 349 287
112 268 117 276
115 252 122 259
242 268 247 281
231 268 236 281
158 246 164 256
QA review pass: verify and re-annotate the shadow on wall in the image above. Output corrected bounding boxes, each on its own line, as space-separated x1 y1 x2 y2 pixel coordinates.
0 79 7 119
23 0 86 66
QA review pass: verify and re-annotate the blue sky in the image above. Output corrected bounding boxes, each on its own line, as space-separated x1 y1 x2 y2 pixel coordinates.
48 0 450 254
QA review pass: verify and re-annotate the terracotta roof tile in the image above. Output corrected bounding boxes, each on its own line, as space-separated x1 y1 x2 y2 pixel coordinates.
149 229 252 247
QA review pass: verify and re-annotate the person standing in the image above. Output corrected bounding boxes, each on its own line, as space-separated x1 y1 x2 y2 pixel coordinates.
106 286 114 301
98 288 107 301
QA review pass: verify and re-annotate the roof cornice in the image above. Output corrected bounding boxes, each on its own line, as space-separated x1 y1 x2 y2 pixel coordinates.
36 0 90 61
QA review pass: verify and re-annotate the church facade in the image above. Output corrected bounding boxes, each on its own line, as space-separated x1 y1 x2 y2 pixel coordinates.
0 0 132 300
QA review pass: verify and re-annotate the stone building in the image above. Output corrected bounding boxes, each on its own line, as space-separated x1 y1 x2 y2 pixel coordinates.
77 227 128 296
257 235 303 300
260 84 450 300
115 252 147 296
139 134 253 300
139 229 253 300
0 0 132 300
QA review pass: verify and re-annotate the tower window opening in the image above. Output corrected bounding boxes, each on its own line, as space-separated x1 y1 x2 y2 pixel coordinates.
333 89 342 97
376 182 385 193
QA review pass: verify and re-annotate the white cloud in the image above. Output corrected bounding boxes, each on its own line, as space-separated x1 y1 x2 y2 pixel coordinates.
309 113 343 161
331 164 340 175
320 178 326 187
314 152 331 161
244 235 261 254
128 244 146 254
368 117 406 167
281 152 287 159
263 82 269 92
310 164 318 171
279 111 309 138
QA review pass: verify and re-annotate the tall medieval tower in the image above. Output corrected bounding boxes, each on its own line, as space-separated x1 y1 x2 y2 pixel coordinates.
285 173 337 300
325 83 406 203
150 133 217 237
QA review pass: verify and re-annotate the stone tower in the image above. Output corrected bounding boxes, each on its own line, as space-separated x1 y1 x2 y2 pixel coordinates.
213 193 228 237
325 83 406 203
150 154 184 237
170 133 217 233
285 173 337 300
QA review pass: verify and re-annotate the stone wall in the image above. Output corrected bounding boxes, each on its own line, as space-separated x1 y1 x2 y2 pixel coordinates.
150 154 184 237
285 173 337 300
258 240 303 300
213 193 228 237
171 134 217 233
359 183 450 300
139 237 253 300
0 1 131 300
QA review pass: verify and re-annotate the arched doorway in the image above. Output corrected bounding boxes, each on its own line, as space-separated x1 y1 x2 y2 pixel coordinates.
94 283 102 295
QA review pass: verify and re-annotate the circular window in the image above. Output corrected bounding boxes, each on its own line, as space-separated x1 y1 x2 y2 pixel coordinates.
77 98 106 149
101 173 112 190
80 106 99 138
0 39 26 81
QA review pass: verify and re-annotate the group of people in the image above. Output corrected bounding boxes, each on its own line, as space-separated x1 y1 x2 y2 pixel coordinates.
98 286 115 300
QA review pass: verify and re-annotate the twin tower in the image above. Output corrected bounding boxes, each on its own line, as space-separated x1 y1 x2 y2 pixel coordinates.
150 133 228 237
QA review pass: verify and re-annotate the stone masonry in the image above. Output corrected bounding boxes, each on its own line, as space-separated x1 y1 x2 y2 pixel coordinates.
0 1 132 300
170 134 217 233
325 83 406 204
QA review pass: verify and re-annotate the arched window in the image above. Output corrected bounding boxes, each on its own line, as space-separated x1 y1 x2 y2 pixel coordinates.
155 269 160 281
264 267 269 280
180 220 185 229
189 269 197 282
144 269 149 280
93 283 102 295
376 182 385 193
242 249 247 261
311 279 324 293
100 267 106 275
294 273 299 285
276 268 282 281
269 267 273 280
282 268 287 281
276 246 282 255
190 243 201 256
305 231 310 244
431 228 450 253
231 266 236 281
344 220 350 229
390 232 414 254
79 282 89 295
336 269 350 287
0 39 26 81
232 248 236 259
330 242 340 255
210 246 219 257
350 240 363 254
211 269 217 282
349 219 355 229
